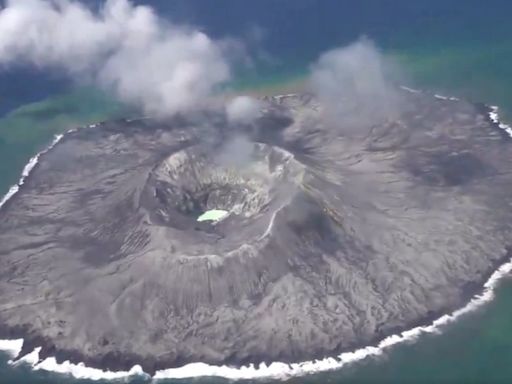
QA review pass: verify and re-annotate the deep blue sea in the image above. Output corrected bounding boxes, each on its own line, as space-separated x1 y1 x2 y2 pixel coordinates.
2 1 512 383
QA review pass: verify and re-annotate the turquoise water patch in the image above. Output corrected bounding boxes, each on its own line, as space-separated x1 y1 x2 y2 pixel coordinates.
197 209 229 222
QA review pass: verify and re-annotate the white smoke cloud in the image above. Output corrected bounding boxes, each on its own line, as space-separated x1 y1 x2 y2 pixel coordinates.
309 38 402 130
215 135 254 169
226 95 262 124
0 0 231 117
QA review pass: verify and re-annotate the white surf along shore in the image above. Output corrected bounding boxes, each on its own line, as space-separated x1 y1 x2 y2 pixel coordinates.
0 94 512 381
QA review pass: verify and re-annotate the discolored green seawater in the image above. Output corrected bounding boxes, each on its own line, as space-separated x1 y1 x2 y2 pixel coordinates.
0 87 127 191
197 210 230 223
1 1 512 383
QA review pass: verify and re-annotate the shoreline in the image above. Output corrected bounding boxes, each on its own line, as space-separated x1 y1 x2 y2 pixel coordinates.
0 91 512 381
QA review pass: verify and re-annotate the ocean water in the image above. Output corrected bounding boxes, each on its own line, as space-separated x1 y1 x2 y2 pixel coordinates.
1 1 512 383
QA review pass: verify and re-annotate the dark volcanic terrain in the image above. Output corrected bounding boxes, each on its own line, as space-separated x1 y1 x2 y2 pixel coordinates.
0 91 512 373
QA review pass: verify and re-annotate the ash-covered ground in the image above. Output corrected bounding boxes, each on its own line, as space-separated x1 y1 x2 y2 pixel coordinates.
0 91 512 373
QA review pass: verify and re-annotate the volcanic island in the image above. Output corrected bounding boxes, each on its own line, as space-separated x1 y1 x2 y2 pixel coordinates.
0 90 512 374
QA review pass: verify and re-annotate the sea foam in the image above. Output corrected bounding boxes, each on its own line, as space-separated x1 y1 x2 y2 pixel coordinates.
9 348 147 381
0 107 511 381
489 105 512 136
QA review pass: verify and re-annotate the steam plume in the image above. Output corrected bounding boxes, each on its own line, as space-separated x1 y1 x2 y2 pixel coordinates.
0 0 231 117
309 38 402 130
226 96 262 124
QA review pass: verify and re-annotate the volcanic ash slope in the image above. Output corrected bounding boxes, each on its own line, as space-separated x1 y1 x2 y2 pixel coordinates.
0 92 511 372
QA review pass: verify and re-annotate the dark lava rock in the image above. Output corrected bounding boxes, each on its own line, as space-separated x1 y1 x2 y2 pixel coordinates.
1 92 512 373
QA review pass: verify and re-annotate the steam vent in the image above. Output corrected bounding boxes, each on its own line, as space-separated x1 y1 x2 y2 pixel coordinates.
1 91 512 373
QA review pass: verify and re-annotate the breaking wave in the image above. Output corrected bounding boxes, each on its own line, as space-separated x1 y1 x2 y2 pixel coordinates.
0 102 512 381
